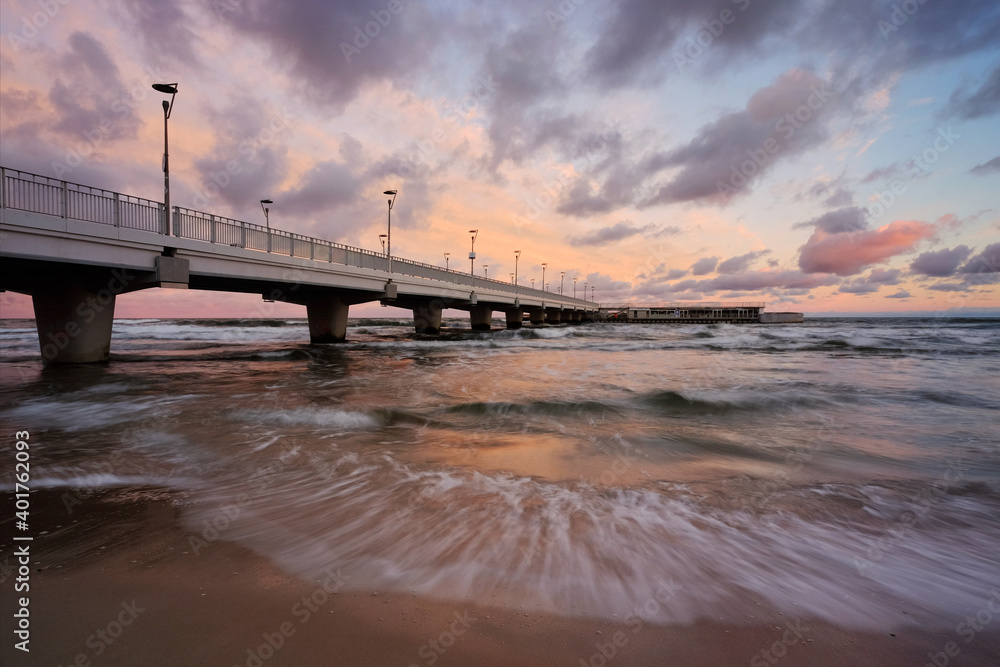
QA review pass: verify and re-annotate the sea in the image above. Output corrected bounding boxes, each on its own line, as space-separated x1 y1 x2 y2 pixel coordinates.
1 316 998 631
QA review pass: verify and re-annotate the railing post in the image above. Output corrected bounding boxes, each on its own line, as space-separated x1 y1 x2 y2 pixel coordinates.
267 229 271 253
310 240 315 261
113 192 121 227
210 214 216 244
0 167 5 209
172 206 180 237
61 180 68 219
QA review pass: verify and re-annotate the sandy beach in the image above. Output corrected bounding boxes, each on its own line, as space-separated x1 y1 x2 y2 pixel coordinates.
4 486 997 667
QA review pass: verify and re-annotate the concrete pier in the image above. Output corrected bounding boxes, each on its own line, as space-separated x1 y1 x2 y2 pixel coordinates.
470 304 493 331
528 308 546 325
545 308 562 324
505 308 523 329
31 280 117 364
413 301 444 335
306 296 350 343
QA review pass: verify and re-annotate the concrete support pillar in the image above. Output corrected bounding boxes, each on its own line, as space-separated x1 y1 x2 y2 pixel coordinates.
545 308 561 324
470 304 493 331
413 301 443 335
528 308 546 325
571 311 583 323
306 296 349 343
504 308 523 329
31 282 116 364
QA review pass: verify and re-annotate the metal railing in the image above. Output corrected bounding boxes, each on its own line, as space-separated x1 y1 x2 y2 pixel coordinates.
602 302 766 310
0 166 592 307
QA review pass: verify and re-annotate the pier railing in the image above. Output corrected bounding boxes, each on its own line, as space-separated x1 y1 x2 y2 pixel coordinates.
0 167 592 307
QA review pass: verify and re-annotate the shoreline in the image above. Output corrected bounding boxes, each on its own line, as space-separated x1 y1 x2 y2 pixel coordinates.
2 487 998 666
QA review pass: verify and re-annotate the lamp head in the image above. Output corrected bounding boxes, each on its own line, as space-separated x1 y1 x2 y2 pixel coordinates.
152 83 178 95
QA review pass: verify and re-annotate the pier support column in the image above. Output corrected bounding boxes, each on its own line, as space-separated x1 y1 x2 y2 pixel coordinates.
545 308 562 324
470 304 493 331
571 311 582 323
306 296 349 343
31 282 116 364
528 308 546 325
413 301 443 335
504 308 523 329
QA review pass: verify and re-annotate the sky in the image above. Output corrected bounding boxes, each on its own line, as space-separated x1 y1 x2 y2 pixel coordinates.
1 0 998 319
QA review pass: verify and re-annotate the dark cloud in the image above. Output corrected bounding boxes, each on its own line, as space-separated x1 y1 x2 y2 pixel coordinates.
566 220 657 246
970 155 1000 176
110 0 200 67
823 186 854 208
958 243 1000 274
928 282 971 292
909 245 973 277
642 269 837 298
886 290 911 299
868 268 902 285
277 160 361 218
47 32 143 142
717 249 770 274
839 279 881 294
223 0 446 113
641 69 840 207
690 256 719 275
793 207 867 234
946 63 1000 120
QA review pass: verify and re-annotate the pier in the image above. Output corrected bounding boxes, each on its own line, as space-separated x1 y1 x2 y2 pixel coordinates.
601 304 803 324
0 167 597 364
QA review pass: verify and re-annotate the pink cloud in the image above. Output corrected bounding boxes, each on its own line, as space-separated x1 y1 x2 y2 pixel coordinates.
798 220 934 276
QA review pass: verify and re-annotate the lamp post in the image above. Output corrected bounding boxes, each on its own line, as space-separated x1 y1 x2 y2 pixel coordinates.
541 263 547 292
468 229 478 276
444 252 450 270
574 277 578 299
514 250 521 294
383 189 397 273
260 199 273 252
560 271 565 295
483 264 489 280
379 234 387 253
583 282 587 300
510 273 515 283
531 279 535 289
152 83 178 236
592 285 595 303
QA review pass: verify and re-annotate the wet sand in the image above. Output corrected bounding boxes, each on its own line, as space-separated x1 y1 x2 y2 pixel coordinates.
2 487 998 667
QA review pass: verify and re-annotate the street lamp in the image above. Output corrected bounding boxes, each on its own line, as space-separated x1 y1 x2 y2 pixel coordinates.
469 229 478 275
260 199 273 252
383 189 397 273
541 263 547 292
583 282 587 300
484 264 489 280
514 250 521 293
510 273 515 283
574 277 578 299
379 234 387 252
560 271 565 295
152 82 178 235
444 252 450 270
592 285 595 303
531 279 535 289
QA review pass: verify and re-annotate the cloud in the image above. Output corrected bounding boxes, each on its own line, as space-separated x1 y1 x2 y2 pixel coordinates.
946 63 1000 120
793 206 867 234
909 245 973 277
717 250 771 274
798 219 935 276
664 268 688 280
642 269 838 298
958 243 1000 274
970 155 1000 176
641 69 839 206
839 279 880 294
566 220 657 246
886 290 911 299
690 256 719 275
928 282 970 292
867 268 902 285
